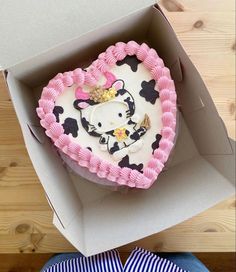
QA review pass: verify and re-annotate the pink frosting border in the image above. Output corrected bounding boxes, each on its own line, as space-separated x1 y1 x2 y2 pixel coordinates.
36 41 177 189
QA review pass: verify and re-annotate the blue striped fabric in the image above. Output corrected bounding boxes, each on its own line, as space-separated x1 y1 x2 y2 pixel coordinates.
44 247 188 272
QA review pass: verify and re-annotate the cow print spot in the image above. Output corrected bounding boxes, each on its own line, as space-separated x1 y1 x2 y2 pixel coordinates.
87 147 92 152
151 134 162 154
53 106 64 122
118 155 143 173
117 56 141 72
62 118 79 138
110 142 119 155
139 79 159 104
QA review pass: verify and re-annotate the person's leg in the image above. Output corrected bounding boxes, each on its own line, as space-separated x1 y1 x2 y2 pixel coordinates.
156 253 209 272
40 252 84 272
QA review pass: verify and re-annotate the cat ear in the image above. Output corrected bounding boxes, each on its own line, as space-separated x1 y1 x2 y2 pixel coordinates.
74 99 89 110
112 79 124 91
78 102 89 109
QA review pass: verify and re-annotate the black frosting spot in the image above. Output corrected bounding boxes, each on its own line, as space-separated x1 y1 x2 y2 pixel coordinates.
118 155 143 173
81 117 101 137
130 131 140 141
53 106 64 122
128 119 136 125
106 130 115 136
116 88 126 96
130 127 146 141
62 118 79 138
151 134 162 154
100 136 107 144
139 79 159 104
125 130 130 136
124 97 135 116
117 56 141 72
110 142 119 154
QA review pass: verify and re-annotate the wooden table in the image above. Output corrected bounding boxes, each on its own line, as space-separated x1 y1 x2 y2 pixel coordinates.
0 0 235 253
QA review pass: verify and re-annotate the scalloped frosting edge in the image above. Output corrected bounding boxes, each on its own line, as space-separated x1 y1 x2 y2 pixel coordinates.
36 41 177 189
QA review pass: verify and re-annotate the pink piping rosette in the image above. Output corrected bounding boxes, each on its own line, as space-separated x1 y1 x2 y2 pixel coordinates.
78 148 92 168
107 165 120 182
73 68 85 85
97 161 109 179
113 42 127 61
62 75 73 87
125 41 139 56
68 142 79 161
117 167 132 186
89 155 101 173
36 41 177 189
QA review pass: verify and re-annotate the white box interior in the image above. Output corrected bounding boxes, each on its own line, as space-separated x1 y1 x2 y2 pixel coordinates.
6 5 235 255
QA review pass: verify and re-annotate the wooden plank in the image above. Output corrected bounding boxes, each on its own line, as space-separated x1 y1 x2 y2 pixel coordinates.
0 231 234 254
0 166 38 185
0 234 75 253
195 252 236 272
0 145 31 167
189 54 235 80
223 121 235 139
165 12 235 35
0 104 24 145
160 11 235 56
120 232 236 252
0 253 53 272
174 34 234 55
0 73 10 101
0 211 54 235
0 165 48 211
159 0 235 12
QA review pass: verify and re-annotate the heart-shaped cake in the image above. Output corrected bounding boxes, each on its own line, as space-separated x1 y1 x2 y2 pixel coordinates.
37 41 177 189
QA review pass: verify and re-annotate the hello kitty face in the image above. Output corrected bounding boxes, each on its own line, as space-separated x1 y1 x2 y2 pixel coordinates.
90 100 129 134
74 79 135 137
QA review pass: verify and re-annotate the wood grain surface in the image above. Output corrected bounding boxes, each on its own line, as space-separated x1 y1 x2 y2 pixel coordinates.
0 0 235 254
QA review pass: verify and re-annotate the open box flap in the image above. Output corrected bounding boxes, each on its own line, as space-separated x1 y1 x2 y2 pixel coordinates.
0 0 153 70
6 71 83 228
53 213 85 252
7 6 154 88
204 138 236 186
81 156 234 256
76 115 234 256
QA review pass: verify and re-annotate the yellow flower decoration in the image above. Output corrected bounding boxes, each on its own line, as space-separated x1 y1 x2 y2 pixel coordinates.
113 127 128 142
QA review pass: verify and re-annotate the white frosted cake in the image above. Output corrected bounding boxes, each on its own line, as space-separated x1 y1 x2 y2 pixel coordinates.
37 41 177 189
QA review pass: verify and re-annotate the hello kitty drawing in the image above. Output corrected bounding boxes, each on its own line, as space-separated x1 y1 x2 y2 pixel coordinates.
73 75 151 160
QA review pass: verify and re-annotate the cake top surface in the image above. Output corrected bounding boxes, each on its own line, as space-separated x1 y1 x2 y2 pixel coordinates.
37 41 177 189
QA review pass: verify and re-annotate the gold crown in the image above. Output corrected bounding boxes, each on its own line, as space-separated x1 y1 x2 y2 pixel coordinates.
90 86 117 103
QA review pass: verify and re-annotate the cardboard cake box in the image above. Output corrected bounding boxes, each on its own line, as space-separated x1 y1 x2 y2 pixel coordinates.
0 0 235 256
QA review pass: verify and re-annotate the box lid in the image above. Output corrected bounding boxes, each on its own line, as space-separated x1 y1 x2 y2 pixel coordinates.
0 0 154 70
